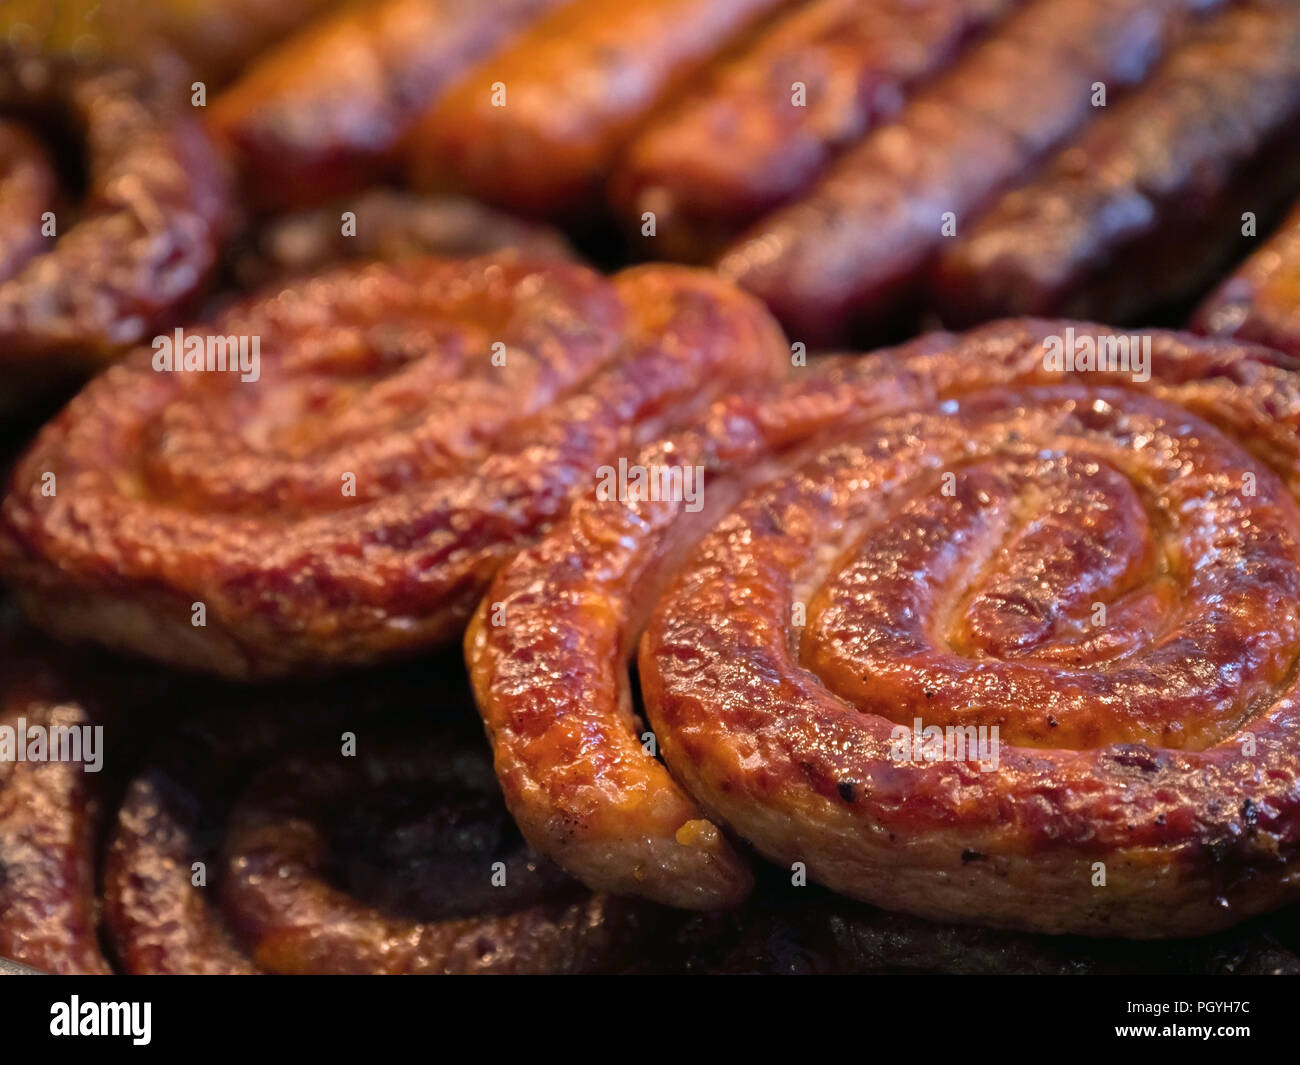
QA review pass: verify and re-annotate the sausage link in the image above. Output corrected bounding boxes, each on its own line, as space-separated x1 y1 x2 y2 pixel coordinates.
211 0 566 211
103 677 653 974
468 318 1300 933
717 0 1223 345
612 0 1021 262
0 257 788 679
0 51 231 418
932 3 1300 325
407 0 796 218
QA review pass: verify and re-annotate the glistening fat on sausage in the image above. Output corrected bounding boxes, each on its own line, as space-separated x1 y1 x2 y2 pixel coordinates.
468 320 1300 934
0 256 788 679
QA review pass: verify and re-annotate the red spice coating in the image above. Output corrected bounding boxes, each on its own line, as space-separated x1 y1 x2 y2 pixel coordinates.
468 319 1300 934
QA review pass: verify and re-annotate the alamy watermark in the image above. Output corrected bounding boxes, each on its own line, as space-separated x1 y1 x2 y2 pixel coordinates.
890 717 1000 772
595 458 704 513
50 997 150 1045
1042 327 1150 383
152 328 261 383
0 714 103 772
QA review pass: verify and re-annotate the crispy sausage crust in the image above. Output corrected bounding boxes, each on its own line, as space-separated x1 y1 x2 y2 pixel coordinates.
468 320 1300 934
0 256 788 679
932 3 1300 325
716 0 1221 344
0 657 108 974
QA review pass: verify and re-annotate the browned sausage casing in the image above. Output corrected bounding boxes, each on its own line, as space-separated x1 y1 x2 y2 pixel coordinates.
210 0 567 211
0 627 165 974
104 688 652 975
931 3 1300 325
0 669 108 974
611 0 1021 262
717 0 1223 345
407 0 796 218
0 256 788 679
468 319 1300 934
0 51 231 416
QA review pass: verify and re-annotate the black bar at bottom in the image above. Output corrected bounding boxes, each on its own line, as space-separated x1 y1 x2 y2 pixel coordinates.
0 972 1288 1053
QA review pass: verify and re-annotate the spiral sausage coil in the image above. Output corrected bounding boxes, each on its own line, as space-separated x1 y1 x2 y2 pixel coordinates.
12 635 1296 973
102 684 650 975
0 255 788 679
468 319 1300 935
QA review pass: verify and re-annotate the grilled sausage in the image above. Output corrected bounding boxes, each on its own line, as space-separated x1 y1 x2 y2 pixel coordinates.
407 0 796 218
611 0 1021 262
932 2 1300 325
211 0 566 211
0 681 108 974
0 256 788 679
104 681 652 974
0 51 231 418
468 319 1300 933
717 0 1223 345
